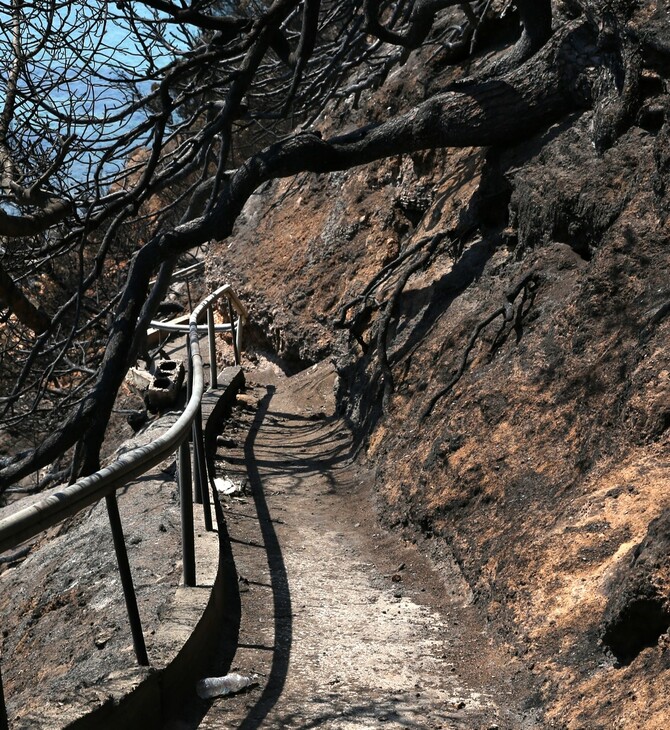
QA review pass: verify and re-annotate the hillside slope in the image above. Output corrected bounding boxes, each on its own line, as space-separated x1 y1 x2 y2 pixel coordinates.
208 7 670 728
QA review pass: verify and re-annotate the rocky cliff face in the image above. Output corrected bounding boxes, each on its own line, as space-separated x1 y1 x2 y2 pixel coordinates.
208 15 670 727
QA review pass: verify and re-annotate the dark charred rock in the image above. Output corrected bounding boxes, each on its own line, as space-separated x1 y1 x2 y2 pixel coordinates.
601 511 670 666
126 409 148 432
155 300 184 317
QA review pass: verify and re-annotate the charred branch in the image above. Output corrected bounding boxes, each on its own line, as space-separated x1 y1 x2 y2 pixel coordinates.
472 0 550 78
0 261 51 334
364 0 475 49
0 1 648 491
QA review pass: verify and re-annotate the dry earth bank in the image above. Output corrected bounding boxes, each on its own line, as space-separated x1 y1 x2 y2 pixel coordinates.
207 9 670 726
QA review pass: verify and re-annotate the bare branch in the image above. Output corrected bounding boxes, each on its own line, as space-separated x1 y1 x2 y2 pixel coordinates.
0 260 51 334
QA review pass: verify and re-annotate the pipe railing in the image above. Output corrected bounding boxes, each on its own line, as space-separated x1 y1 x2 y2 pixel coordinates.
151 284 247 389
0 283 247 729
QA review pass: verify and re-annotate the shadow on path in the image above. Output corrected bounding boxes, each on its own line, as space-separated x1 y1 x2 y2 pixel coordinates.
238 385 293 730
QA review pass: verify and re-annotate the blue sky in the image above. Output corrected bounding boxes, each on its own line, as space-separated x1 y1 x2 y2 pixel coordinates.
0 1 190 185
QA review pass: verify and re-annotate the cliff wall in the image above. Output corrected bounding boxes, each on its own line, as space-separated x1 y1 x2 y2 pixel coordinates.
208 13 670 726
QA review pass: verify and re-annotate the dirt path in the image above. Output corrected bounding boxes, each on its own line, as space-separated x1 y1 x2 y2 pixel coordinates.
183 360 541 729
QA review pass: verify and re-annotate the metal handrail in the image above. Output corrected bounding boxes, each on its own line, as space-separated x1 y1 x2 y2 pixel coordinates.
149 260 204 286
0 282 247 729
151 283 248 389
0 373 204 554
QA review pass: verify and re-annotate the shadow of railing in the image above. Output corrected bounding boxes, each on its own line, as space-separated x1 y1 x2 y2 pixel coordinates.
237 385 293 730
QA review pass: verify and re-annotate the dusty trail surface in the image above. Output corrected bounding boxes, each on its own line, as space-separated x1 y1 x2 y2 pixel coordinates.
189 360 539 729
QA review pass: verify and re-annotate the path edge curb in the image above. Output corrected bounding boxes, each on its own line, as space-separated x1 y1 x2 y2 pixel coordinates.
63 367 245 730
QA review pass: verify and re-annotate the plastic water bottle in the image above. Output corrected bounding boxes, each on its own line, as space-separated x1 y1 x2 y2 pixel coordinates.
196 672 257 699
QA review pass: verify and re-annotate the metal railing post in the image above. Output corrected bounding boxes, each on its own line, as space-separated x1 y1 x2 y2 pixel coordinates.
236 315 243 357
178 439 196 587
185 338 203 506
227 297 240 365
192 418 203 505
105 494 149 666
193 410 212 531
207 305 218 389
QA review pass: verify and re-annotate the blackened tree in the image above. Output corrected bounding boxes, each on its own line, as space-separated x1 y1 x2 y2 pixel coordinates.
0 0 662 490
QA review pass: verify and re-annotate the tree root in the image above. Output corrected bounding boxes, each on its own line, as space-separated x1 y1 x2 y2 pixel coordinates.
373 233 445 407
337 232 446 416
420 270 539 421
335 233 442 338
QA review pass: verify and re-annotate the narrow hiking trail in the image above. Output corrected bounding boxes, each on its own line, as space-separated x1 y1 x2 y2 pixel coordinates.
185 360 541 729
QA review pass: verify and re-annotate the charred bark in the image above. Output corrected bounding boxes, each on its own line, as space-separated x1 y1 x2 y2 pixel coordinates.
0 261 51 334
364 0 470 49
482 0 553 76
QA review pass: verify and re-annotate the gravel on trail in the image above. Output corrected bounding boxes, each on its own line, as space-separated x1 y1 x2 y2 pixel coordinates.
172 359 541 730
